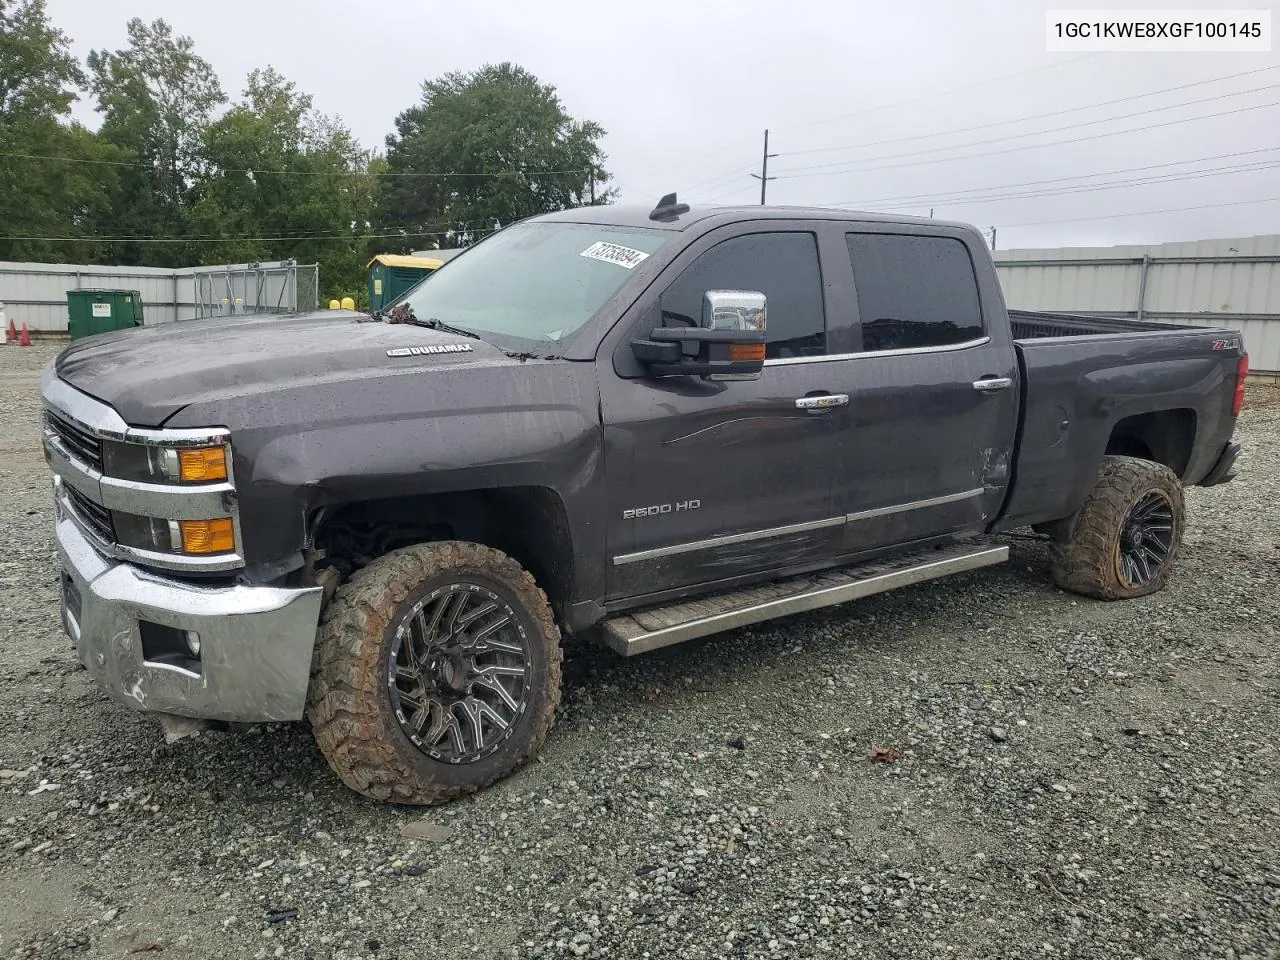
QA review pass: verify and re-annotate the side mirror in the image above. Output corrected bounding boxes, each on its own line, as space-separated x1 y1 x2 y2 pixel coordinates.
631 289 768 380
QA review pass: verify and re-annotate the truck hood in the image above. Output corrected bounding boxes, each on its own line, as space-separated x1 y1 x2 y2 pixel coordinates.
54 310 516 427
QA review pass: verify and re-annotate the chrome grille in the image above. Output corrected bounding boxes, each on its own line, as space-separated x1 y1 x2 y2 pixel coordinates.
46 411 104 471
65 485 115 544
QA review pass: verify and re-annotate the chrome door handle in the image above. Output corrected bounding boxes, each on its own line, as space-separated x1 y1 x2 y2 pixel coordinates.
972 377 1013 393
795 394 849 410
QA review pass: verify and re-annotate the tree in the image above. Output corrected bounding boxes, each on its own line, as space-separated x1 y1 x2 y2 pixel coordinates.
377 62 613 243
86 18 225 266
0 0 118 262
191 67 378 301
0 0 82 121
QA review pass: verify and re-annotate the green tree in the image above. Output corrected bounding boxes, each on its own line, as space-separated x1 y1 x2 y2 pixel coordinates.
377 62 613 243
86 17 225 266
0 0 119 262
191 67 378 302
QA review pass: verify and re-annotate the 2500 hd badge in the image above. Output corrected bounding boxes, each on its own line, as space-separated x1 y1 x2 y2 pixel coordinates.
622 500 701 519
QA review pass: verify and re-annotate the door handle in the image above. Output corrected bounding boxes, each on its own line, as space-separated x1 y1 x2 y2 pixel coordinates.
972 377 1013 393
795 394 849 410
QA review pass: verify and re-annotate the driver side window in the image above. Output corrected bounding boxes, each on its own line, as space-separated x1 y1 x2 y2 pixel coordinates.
659 232 826 359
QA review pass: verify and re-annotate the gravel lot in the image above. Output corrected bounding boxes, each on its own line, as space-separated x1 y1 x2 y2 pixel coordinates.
0 339 1276 960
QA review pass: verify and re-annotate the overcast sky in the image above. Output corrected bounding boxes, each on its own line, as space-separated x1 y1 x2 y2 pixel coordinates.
46 0 1280 250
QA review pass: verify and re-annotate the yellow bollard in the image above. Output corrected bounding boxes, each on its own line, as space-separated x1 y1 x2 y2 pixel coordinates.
328 299 340 310
340 296 355 311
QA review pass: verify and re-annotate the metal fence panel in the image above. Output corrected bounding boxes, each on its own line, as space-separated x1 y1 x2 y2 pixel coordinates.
0 260 318 332
995 235 1280 372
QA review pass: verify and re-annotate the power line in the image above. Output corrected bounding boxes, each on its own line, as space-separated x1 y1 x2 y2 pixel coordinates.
824 146 1280 208
679 54 1105 198
683 164 759 195
782 65 1279 159
774 81 1280 177
699 179 761 205
0 150 596 179
781 54 1101 134
1001 195 1280 229
835 156 1280 211
769 98 1280 181
0 227 498 244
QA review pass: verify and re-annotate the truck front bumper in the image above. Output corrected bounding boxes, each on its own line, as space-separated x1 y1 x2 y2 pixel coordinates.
56 508 324 723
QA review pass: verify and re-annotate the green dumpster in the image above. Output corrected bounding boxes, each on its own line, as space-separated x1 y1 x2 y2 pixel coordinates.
366 254 451 312
66 289 144 341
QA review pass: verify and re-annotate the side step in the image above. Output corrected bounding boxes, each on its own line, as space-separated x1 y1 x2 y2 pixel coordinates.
599 542 1008 656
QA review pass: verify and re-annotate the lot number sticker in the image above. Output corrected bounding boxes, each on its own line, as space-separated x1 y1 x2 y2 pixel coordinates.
580 241 650 269
91 303 111 317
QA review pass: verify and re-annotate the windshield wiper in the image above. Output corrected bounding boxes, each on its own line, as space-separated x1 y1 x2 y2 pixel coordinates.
417 317 481 340
378 303 481 340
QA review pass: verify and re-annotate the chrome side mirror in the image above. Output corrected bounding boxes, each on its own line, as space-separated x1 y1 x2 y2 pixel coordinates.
702 289 767 333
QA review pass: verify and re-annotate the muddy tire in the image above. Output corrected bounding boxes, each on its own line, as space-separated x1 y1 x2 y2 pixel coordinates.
1050 455 1185 600
307 541 562 804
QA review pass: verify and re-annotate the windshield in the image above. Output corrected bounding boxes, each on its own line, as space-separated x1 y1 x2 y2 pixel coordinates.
396 221 670 349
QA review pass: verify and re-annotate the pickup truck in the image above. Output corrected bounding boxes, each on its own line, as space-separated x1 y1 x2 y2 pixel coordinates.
41 195 1248 804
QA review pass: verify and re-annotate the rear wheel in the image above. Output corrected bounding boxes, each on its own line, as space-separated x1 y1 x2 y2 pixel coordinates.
307 541 562 804
1050 455 1185 600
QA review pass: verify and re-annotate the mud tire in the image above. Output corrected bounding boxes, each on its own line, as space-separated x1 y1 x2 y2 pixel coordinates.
1050 455 1185 600
307 541 562 804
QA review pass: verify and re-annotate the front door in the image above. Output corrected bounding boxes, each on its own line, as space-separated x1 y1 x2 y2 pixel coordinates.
599 228 852 602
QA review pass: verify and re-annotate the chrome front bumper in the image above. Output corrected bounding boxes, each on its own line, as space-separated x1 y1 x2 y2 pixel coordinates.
56 502 324 723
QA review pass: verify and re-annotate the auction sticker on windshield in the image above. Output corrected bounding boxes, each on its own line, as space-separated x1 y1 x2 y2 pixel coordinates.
580 241 650 269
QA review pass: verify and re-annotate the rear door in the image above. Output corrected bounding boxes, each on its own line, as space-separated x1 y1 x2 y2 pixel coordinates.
598 226 855 602
828 228 1020 551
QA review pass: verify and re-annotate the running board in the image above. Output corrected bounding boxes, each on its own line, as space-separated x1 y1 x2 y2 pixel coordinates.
599 542 1008 656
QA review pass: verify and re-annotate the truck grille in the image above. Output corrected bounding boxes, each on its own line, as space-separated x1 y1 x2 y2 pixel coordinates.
46 411 104 471
65 485 115 544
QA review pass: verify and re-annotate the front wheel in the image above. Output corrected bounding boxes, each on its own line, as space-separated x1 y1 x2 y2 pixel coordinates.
1050 455 1185 600
307 541 562 804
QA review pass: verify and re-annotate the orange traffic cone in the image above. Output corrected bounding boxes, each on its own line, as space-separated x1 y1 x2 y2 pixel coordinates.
19 323 31 347
6 319 16 342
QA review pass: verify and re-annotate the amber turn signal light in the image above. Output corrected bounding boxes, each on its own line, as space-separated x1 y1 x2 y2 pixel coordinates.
178 446 228 482
728 343 766 362
179 518 236 554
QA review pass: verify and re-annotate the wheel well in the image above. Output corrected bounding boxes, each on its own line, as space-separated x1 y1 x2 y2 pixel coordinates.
1105 409 1196 478
311 487 575 619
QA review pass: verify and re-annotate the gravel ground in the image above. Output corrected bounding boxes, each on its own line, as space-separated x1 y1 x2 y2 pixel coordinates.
0 340 1276 960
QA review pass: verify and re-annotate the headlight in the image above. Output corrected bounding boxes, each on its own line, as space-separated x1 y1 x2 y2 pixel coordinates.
112 512 237 557
102 441 229 485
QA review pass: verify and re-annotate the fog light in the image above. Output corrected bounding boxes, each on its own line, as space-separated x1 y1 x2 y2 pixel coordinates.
185 631 201 655
179 518 235 554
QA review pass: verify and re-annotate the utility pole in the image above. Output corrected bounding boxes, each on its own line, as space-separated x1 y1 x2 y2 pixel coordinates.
988 226 997 250
750 129 777 205
929 208 934 218
588 168 596 205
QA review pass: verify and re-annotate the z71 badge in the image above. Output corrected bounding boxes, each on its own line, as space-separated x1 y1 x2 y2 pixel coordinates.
1210 337 1240 351
623 500 700 519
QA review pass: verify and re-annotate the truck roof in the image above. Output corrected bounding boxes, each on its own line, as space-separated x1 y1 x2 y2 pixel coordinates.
533 203 974 233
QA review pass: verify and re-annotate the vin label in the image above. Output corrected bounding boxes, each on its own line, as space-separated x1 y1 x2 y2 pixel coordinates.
1047 10 1271 51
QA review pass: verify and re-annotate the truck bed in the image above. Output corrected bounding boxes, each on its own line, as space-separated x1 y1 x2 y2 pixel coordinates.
1009 309 1192 340
997 309 1244 535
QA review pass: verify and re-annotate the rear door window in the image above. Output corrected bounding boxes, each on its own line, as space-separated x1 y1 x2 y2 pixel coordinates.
845 233 984 352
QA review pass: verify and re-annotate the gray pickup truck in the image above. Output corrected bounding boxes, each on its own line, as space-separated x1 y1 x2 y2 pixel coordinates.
42 195 1247 804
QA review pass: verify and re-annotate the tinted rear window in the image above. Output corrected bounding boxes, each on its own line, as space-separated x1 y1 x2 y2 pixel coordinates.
845 234 984 352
